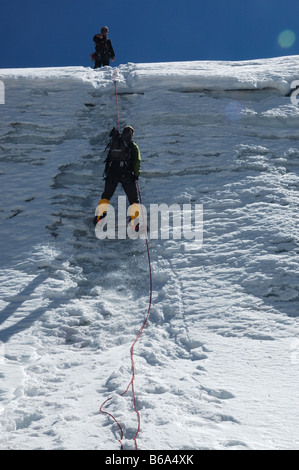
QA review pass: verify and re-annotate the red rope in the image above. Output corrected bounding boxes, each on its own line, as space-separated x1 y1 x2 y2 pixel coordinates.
114 68 120 133
100 71 152 451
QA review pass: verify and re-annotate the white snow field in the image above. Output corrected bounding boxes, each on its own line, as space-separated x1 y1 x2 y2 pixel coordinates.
0 56 298 450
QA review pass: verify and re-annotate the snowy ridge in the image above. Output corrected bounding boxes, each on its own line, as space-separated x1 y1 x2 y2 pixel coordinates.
2 55 299 94
0 57 299 450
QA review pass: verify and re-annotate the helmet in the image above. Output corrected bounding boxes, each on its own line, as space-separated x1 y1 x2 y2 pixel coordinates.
101 26 109 33
123 126 134 135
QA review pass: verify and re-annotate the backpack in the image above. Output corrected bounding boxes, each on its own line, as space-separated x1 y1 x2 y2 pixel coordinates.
105 127 132 166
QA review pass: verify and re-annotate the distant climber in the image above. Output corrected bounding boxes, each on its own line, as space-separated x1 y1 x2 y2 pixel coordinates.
94 126 141 231
92 26 115 69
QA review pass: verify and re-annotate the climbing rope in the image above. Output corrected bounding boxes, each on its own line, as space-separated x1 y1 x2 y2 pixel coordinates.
114 68 120 133
100 69 152 450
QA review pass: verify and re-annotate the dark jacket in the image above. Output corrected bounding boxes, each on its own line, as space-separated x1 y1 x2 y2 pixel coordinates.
93 34 115 59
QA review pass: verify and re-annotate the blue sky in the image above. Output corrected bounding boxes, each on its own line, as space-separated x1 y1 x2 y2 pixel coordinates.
0 0 299 68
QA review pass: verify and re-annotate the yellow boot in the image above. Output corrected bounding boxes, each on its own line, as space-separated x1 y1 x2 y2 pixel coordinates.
129 203 140 232
94 198 110 225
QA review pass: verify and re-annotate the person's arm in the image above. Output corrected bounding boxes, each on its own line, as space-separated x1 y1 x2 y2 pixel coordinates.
108 40 115 60
131 142 141 178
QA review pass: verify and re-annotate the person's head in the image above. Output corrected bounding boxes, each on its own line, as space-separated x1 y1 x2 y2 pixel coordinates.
101 26 109 36
121 126 134 143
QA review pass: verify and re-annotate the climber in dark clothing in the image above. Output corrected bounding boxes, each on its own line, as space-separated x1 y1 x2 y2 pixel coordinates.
93 26 115 68
94 126 141 231
102 126 141 204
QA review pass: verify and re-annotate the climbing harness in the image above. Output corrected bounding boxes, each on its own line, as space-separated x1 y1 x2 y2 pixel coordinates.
100 69 152 450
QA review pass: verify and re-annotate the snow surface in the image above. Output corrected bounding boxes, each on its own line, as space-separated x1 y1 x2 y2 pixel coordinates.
0 57 299 450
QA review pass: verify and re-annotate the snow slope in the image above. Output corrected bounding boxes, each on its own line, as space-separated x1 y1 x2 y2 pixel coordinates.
0 57 298 450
